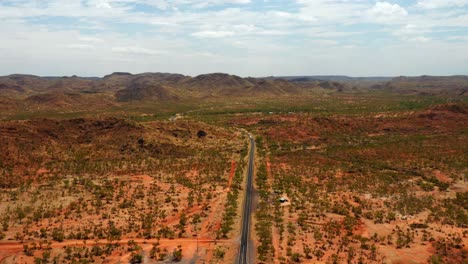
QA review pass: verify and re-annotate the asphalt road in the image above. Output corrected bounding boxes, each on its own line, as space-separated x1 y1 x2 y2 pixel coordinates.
238 134 255 264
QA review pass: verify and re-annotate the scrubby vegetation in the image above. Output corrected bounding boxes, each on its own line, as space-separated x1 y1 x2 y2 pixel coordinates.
0 118 247 263
244 102 468 263
0 75 466 263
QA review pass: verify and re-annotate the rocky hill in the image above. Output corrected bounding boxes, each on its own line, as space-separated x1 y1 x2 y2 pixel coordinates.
1 73 467 114
372 76 468 96
115 75 180 102
0 72 310 104
1 117 229 174
24 92 116 110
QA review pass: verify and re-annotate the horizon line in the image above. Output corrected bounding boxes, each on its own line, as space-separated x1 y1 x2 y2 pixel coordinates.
2 72 468 79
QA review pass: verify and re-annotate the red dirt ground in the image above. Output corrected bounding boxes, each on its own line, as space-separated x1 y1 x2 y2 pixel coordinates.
0 238 234 264
227 160 236 191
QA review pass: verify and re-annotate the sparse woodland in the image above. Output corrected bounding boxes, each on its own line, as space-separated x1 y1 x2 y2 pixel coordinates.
0 78 467 264
245 104 467 264
0 118 247 263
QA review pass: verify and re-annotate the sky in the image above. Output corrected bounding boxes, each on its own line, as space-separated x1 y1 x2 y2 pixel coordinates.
0 0 468 77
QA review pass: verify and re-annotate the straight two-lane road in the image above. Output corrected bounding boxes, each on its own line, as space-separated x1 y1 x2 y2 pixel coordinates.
238 134 255 264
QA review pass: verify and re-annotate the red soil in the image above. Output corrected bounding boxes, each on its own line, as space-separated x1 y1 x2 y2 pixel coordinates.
0 238 233 263
433 170 451 183
227 160 236 191
163 205 203 226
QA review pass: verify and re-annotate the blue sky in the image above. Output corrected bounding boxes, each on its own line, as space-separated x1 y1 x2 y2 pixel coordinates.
0 0 467 77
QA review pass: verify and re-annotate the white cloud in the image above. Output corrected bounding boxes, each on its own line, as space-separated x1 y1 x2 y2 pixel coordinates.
295 0 368 24
0 0 467 76
137 0 251 9
367 2 408 23
267 11 317 22
417 0 468 9
78 36 104 42
191 30 235 38
394 24 420 36
409 36 431 42
90 0 113 9
392 24 432 43
0 0 130 19
448 35 468 41
191 23 287 38
111 47 167 55
311 39 338 45
66 44 95 49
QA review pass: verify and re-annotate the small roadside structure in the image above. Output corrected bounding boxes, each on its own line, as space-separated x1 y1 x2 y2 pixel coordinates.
169 113 183 121
278 195 291 206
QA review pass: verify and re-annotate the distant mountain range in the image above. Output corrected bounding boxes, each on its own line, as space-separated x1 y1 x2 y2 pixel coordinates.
277 75 394 82
0 72 466 112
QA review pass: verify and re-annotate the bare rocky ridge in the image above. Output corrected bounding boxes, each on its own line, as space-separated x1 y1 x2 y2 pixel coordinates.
115 76 180 102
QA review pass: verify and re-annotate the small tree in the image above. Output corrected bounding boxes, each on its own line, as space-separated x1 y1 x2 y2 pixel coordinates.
290 252 301 262
130 253 143 264
213 247 225 259
150 243 160 259
172 245 183 262
303 245 312 259
23 244 34 256
51 227 64 242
